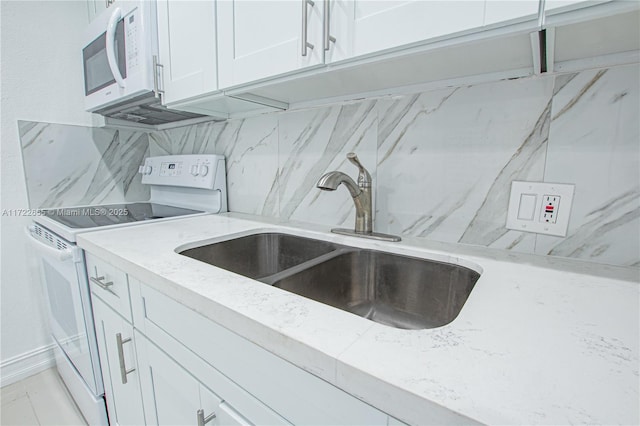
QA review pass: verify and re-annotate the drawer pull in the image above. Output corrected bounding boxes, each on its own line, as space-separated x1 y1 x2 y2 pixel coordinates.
116 333 135 384
197 409 216 426
90 276 114 292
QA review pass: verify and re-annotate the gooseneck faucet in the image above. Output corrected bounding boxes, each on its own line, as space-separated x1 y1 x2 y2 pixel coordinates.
317 153 400 242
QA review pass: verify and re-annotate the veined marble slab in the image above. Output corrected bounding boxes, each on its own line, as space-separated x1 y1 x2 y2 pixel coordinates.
19 121 149 208
35 63 633 267
536 64 640 266
278 101 378 228
375 76 554 253
149 115 279 217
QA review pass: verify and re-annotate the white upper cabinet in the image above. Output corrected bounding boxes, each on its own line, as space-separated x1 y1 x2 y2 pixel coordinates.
87 0 112 22
217 0 325 88
328 0 486 63
484 0 540 26
156 0 218 105
545 0 611 12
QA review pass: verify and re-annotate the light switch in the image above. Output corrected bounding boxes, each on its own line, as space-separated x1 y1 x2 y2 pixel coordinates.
517 194 537 220
506 181 575 237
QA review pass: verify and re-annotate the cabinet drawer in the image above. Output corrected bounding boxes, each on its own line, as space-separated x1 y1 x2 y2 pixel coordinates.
86 253 132 321
131 280 389 425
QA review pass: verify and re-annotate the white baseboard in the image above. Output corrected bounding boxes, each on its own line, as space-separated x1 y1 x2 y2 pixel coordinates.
0 343 56 388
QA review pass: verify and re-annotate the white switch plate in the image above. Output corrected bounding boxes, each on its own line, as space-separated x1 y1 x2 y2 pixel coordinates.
506 181 575 237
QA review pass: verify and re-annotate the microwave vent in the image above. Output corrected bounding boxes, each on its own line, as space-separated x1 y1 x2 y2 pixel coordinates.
95 92 207 126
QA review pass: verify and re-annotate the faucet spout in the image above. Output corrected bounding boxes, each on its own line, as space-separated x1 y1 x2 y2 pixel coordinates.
316 155 372 234
315 153 400 242
317 171 361 198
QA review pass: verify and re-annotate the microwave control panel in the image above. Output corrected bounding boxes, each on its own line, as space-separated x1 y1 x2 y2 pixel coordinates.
139 155 226 190
124 9 140 71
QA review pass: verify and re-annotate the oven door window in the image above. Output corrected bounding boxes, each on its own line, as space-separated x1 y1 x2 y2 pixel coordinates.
39 256 99 394
83 19 127 96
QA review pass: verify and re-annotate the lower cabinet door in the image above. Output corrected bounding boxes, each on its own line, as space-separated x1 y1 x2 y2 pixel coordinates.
136 331 250 426
92 296 145 426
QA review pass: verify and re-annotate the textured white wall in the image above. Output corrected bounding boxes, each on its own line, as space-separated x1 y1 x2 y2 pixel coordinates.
1 1 93 384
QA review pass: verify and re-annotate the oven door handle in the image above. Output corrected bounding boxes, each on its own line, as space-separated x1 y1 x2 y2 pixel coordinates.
25 226 73 262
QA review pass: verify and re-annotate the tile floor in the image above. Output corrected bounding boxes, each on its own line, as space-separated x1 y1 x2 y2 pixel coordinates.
1 368 87 426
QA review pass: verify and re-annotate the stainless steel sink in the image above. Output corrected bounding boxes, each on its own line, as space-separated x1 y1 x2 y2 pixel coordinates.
179 233 480 330
179 233 339 279
273 250 480 330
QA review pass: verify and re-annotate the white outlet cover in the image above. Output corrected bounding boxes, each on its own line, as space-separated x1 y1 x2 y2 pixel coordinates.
506 181 575 237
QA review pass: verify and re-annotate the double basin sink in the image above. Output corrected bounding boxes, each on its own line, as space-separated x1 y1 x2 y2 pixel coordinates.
179 233 480 330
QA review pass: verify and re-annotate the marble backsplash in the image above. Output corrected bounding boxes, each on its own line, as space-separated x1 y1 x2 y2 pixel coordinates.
149 63 639 267
19 62 639 267
19 121 150 208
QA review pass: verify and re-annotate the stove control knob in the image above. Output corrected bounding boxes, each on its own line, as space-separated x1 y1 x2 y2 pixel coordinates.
138 165 144 174
190 165 199 176
144 165 153 175
198 165 209 176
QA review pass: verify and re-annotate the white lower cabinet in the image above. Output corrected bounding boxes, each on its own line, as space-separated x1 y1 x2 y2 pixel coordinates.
92 296 146 426
136 332 251 426
131 279 389 425
89 257 405 425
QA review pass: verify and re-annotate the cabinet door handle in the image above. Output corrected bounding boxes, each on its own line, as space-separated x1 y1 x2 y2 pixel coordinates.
323 0 336 51
197 409 216 426
301 0 315 56
90 276 114 292
153 55 165 99
116 333 135 384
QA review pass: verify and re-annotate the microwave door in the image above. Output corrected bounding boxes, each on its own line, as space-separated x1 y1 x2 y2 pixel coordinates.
106 7 126 88
83 12 126 97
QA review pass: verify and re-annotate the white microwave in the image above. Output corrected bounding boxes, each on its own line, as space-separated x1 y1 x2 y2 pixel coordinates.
83 1 158 112
82 2 203 125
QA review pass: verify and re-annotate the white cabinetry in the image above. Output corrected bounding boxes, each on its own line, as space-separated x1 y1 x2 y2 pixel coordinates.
328 0 486 63
132 279 389 425
155 0 218 105
484 0 540 26
86 0 110 22
86 253 406 424
135 333 242 426
217 0 325 88
156 0 288 118
545 0 611 12
92 296 146 426
87 254 132 320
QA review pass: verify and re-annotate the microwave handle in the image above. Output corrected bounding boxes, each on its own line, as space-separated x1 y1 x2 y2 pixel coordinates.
106 7 126 89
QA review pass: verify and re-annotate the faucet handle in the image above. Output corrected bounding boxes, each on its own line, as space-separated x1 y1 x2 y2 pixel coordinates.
346 152 371 188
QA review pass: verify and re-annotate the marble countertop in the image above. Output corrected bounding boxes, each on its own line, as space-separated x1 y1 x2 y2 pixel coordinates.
77 213 639 425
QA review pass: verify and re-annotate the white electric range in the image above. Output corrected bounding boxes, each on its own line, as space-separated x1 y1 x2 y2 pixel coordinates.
25 154 227 425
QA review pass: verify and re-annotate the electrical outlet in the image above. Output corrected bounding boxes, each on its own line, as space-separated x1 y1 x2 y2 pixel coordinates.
506 181 575 237
540 195 560 224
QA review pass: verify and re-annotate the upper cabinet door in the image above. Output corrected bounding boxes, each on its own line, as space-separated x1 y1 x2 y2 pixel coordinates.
328 0 486 63
545 0 612 13
484 0 540 26
218 0 325 88
156 0 218 105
